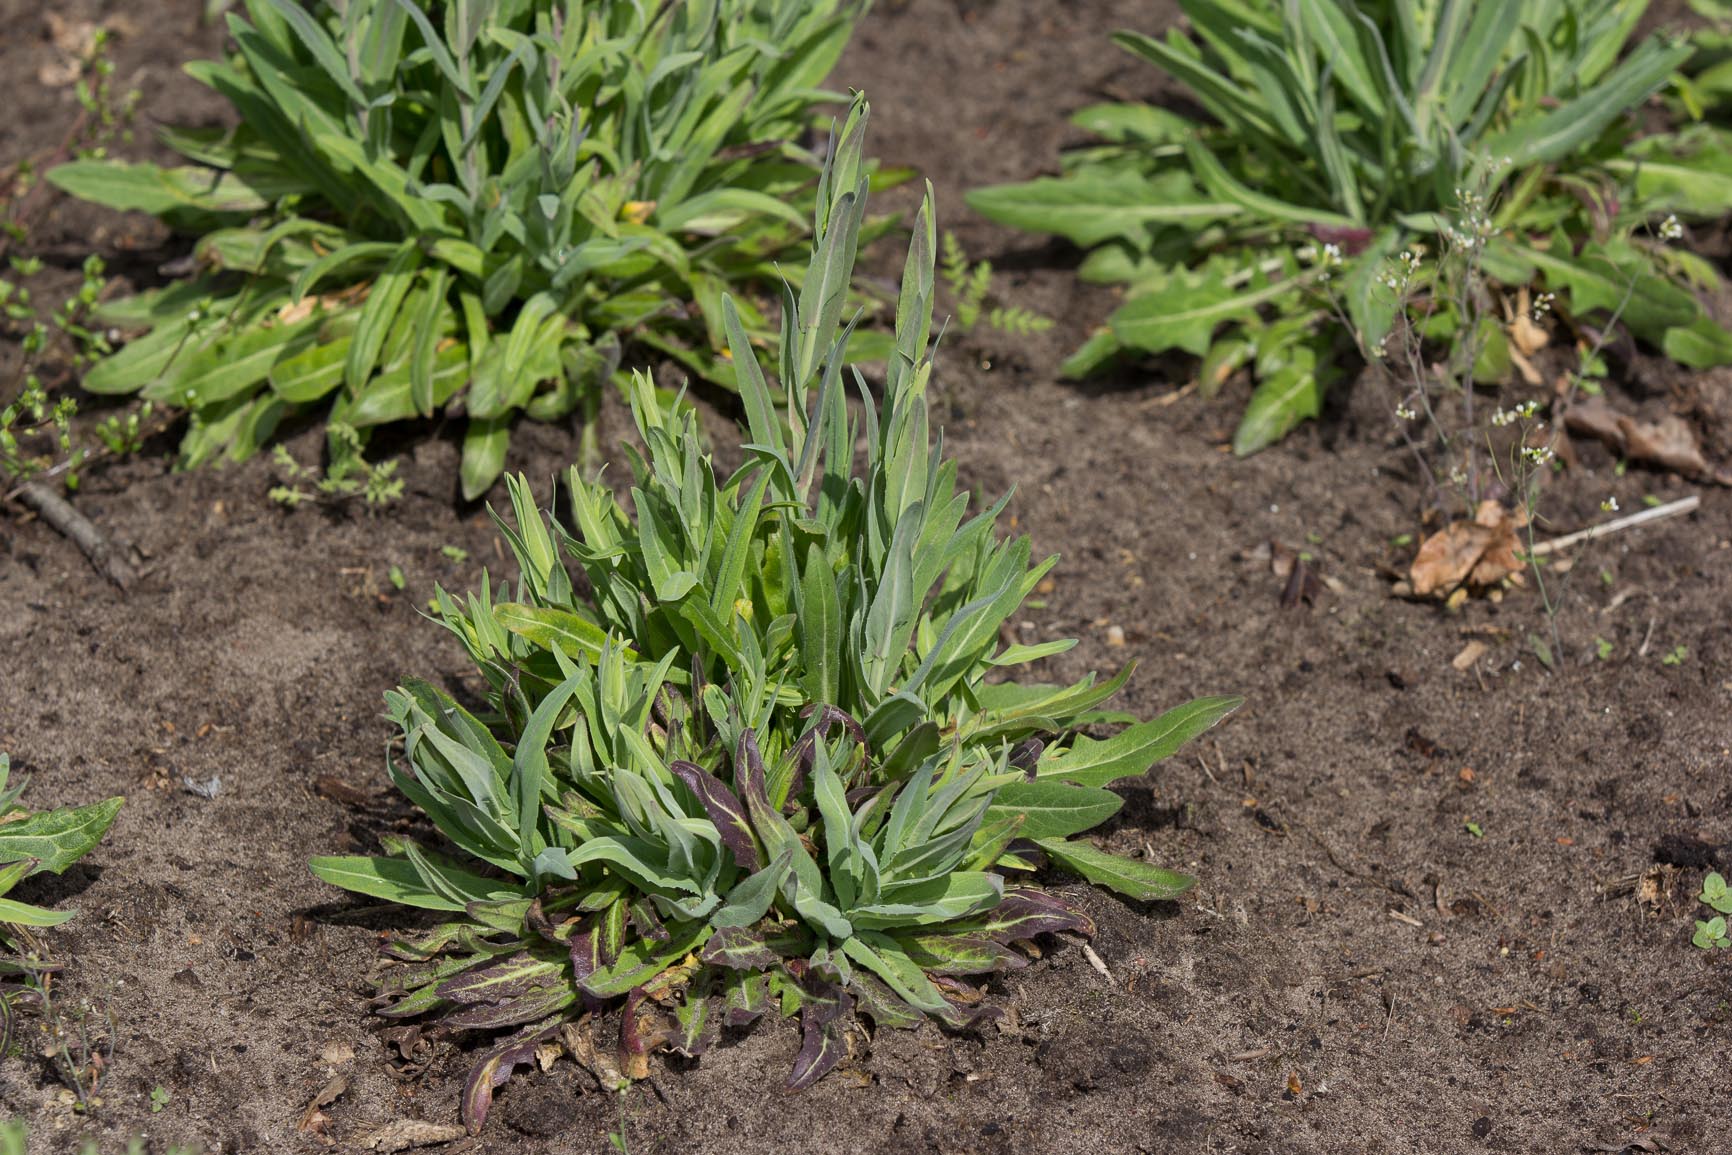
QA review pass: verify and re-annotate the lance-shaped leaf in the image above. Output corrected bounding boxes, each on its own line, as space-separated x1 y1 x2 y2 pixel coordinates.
844 969 923 1029
896 932 1029 977
435 952 564 1007
787 976 853 1090
1036 838 1196 901
0 796 124 875
1035 696 1243 787
944 886 1096 942
983 780 1124 841
711 847 794 929
671 760 762 871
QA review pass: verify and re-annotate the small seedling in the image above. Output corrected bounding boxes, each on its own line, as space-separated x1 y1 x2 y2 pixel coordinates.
440 545 469 564
387 565 405 591
149 1085 170 1113
1662 645 1689 667
1464 821 1484 838
268 431 403 510
1595 637 1615 661
939 231 1053 339
1693 916 1731 950
1701 872 1732 915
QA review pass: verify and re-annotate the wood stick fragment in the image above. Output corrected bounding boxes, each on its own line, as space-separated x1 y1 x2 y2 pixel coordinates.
12 481 134 589
1079 943 1115 985
1528 496 1700 557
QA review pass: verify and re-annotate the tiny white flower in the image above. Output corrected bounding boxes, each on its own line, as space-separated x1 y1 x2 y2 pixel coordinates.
1395 404 1416 421
1601 497 1620 513
1659 214 1683 242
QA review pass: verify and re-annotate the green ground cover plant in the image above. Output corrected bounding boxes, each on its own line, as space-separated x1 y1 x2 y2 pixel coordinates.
0 754 124 1056
310 101 1239 1129
967 0 1732 453
49 0 875 497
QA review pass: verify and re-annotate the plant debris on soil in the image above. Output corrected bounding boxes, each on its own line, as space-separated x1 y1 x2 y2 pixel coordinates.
3 2 1731 1154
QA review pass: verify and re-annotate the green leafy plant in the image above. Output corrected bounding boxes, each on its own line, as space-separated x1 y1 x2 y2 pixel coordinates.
0 753 124 1065
967 0 1729 453
1694 915 1731 949
1662 644 1690 666
1 254 150 494
50 0 876 497
268 432 403 509
939 231 1053 338
309 101 1239 1128
0 754 124 950
1701 871 1732 915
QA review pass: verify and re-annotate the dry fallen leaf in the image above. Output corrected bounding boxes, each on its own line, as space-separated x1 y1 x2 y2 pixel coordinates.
297 1075 348 1145
1509 289 1550 357
1410 501 1523 597
1565 399 1721 482
362 1120 468 1153
1620 414 1709 479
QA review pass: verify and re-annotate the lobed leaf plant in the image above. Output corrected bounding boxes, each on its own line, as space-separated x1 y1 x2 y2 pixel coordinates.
967 0 1732 453
0 753 125 1048
49 0 876 498
310 100 1239 1130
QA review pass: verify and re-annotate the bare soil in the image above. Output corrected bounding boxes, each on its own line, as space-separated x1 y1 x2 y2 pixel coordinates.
3 2 1730 1153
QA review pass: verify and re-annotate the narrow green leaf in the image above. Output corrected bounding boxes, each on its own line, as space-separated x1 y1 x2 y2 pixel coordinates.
1035 838 1196 901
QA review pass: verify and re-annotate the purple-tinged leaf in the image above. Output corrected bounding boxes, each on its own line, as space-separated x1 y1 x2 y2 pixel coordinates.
629 897 670 942
619 986 671 1079
700 925 778 971
445 985 576 1030
896 932 1029 976
671 972 717 1057
735 729 771 813
1307 222 1374 254
763 923 815 959
1009 737 1044 778
566 922 608 1015
599 899 629 964
801 702 869 745
786 705 870 807
721 970 772 1028
787 977 853 1090
579 921 710 999
845 970 923 1030
436 953 563 1005
525 898 564 945
945 886 1096 942
671 759 763 871
373 982 448 1020
461 1020 561 1133
929 998 1003 1032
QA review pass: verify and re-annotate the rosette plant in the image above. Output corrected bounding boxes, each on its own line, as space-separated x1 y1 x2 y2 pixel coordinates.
49 0 872 496
311 101 1239 1130
968 0 1731 453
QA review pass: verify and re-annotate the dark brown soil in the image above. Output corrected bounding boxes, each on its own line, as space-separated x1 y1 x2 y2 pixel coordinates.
4 2 1731 1153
